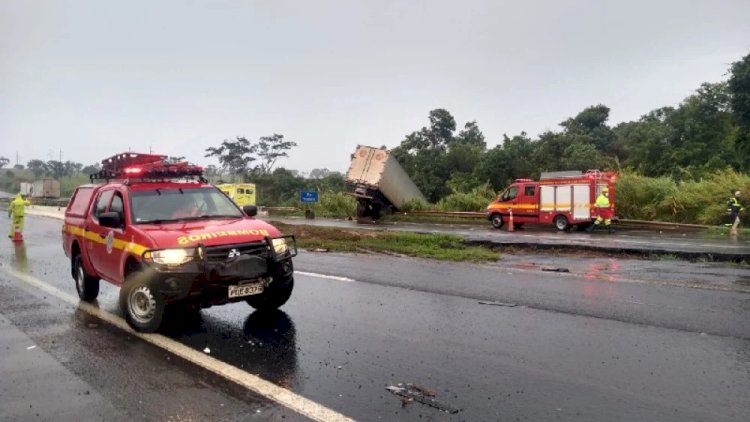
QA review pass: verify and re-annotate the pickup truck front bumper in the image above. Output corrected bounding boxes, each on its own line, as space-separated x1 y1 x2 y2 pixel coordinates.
140 235 297 307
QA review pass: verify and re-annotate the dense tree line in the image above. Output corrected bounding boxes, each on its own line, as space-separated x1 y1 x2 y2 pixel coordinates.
392 52 750 203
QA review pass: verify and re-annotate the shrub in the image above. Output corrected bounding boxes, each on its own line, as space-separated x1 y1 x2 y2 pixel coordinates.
437 183 496 212
615 172 677 220
313 192 356 219
667 169 750 224
616 168 750 225
399 198 432 212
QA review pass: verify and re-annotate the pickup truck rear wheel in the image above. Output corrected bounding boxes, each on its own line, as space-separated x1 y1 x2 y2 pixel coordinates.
119 273 165 333
246 276 294 311
73 254 99 301
490 214 504 229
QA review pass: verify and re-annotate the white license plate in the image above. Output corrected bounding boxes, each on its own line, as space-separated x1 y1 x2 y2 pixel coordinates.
228 283 264 298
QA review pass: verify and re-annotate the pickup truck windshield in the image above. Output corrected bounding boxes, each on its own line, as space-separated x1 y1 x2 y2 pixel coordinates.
131 187 243 224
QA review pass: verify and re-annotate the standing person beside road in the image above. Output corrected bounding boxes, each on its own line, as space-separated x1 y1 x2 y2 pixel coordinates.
588 187 613 233
8 193 30 238
726 190 744 235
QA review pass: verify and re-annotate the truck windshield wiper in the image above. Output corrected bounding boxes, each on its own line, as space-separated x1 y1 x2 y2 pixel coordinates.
136 218 175 224
179 214 242 221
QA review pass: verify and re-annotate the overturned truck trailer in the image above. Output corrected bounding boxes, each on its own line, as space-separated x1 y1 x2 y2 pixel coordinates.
345 145 426 220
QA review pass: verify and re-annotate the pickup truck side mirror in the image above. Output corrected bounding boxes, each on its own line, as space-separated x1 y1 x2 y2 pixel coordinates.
99 211 122 228
243 205 258 217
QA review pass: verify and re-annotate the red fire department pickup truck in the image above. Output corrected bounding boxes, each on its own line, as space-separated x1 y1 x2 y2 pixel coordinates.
62 153 297 332
486 170 617 231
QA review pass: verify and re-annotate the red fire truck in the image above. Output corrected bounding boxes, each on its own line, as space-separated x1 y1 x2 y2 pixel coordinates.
485 170 617 231
62 152 296 332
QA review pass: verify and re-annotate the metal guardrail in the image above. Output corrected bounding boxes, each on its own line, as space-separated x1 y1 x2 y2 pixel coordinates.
398 211 710 231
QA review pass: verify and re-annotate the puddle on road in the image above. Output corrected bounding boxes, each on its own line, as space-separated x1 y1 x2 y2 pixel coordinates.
510 257 623 282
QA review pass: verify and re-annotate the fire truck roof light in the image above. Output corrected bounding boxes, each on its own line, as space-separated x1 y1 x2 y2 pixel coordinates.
91 151 206 183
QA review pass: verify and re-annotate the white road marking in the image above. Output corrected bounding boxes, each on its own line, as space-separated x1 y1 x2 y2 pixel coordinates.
0 267 355 422
296 271 356 282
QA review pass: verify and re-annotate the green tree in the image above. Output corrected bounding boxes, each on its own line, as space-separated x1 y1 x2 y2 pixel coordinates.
205 137 257 181
253 168 307 206
728 52 750 168
398 108 456 153
532 131 569 171
27 159 48 178
46 160 66 179
255 134 297 174
475 133 536 190
666 82 736 178
63 161 83 177
311 172 346 193
309 168 333 179
81 164 101 175
561 140 603 170
0 156 9 168
453 121 486 149
392 109 479 201
204 164 221 182
614 107 674 176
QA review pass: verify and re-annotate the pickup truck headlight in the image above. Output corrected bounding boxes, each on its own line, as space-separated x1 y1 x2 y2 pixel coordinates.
271 238 288 255
145 248 196 266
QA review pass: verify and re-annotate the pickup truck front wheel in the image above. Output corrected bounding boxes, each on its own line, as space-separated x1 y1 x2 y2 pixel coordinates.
246 276 294 311
119 273 165 333
73 254 99 301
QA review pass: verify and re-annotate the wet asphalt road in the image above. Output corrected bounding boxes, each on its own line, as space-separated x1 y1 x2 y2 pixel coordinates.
1 215 750 421
275 217 750 258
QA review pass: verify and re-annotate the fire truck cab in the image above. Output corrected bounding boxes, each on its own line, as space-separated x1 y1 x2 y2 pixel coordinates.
62 152 297 332
486 170 617 231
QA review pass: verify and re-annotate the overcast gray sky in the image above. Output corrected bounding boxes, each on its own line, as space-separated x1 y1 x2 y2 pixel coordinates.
2 0 749 174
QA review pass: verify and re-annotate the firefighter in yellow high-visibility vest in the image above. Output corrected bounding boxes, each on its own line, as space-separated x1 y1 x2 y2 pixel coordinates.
8 193 31 238
725 190 743 235
587 187 613 233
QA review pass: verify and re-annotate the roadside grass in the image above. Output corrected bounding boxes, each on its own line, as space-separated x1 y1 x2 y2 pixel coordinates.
382 214 487 226
272 222 499 262
266 209 305 218
265 209 489 225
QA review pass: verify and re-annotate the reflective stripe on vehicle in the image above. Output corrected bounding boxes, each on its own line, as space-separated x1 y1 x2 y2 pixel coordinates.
64 224 148 256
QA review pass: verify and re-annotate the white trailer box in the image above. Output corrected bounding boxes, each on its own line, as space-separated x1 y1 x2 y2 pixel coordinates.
32 179 61 198
346 145 426 219
19 182 33 196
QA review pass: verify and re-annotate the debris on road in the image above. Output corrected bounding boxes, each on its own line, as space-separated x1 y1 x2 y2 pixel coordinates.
478 300 517 307
541 267 570 272
311 248 330 253
203 347 211 354
386 383 460 414
26 345 36 350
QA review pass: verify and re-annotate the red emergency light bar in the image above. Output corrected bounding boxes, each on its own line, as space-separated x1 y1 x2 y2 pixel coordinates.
91 152 205 182
101 152 168 171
